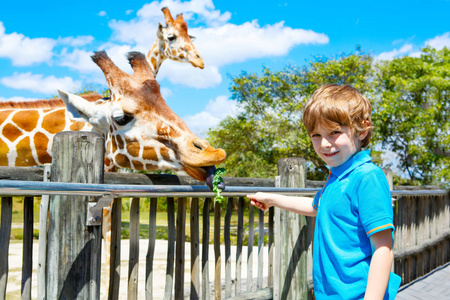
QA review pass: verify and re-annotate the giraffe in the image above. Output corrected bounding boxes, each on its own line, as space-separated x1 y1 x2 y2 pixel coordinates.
0 94 103 166
0 6 203 168
147 7 204 77
59 51 224 179
0 51 225 296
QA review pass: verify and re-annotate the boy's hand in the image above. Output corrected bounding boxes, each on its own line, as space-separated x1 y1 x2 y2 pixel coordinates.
247 192 273 212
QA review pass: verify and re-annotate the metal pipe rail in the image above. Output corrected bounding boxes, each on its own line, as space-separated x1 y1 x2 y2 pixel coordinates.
1 179 446 198
0 179 320 198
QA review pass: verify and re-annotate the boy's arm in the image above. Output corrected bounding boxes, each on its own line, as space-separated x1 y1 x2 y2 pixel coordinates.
364 229 393 300
247 192 317 216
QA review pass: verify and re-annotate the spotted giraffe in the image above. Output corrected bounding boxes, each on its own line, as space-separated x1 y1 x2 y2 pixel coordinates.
0 94 102 166
0 6 204 168
147 7 204 77
0 51 225 296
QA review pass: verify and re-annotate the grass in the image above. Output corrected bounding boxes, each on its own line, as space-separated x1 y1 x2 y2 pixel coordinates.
2 197 269 246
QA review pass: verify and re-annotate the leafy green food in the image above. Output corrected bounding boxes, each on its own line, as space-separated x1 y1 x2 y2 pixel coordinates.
212 168 226 203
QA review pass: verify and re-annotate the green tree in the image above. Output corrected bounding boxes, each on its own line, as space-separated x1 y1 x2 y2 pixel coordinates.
373 47 450 186
208 48 375 179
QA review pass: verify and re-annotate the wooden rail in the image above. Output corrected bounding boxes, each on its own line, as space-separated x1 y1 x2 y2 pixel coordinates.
392 192 450 285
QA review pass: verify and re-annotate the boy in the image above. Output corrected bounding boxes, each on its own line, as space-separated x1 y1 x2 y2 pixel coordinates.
247 85 401 299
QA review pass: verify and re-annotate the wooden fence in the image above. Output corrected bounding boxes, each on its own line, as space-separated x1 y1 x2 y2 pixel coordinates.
392 191 450 285
0 132 449 299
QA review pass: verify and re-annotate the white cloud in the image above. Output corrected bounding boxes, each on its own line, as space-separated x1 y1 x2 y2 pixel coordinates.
408 51 422 58
160 87 172 98
425 32 450 50
194 21 329 67
109 18 157 47
158 61 222 88
98 11 107 17
58 49 100 73
58 44 139 75
58 36 94 47
377 44 413 61
137 0 231 26
106 3 328 88
0 21 56 66
1 72 82 95
100 44 137 73
183 95 239 137
376 32 450 62
0 96 38 102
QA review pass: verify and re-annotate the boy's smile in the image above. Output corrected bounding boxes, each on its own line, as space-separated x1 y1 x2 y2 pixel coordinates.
310 124 367 167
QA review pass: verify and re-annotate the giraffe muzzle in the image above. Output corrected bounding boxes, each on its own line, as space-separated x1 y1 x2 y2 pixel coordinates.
188 52 204 69
204 166 225 191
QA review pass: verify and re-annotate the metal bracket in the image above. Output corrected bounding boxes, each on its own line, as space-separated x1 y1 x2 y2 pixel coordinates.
86 193 114 226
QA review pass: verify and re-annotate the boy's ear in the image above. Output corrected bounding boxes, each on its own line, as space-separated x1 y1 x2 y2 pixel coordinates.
358 130 370 141
358 120 371 140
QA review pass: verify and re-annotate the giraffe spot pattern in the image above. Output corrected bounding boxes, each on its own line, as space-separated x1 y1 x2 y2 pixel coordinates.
15 137 38 166
69 120 87 131
2 123 23 142
126 142 141 157
150 57 158 71
34 132 52 164
0 110 12 124
132 160 144 170
160 147 173 162
142 146 158 161
115 135 124 149
114 153 131 169
42 109 66 134
12 110 39 132
110 135 118 153
0 138 9 166
145 164 159 171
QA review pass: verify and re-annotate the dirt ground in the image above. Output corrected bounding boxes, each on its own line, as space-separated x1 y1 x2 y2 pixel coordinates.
6 239 267 299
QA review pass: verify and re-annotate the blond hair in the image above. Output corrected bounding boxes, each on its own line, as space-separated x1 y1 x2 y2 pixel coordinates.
302 84 373 148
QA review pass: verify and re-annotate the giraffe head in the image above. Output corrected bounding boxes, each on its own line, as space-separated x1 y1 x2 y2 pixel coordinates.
155 7 204 70
59 51 225 184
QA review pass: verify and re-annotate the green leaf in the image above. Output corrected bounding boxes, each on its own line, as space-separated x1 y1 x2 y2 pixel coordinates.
213 168 226 203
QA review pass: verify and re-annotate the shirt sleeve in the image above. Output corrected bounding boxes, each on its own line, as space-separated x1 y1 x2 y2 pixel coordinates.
355 167 395 237
312 190 320 211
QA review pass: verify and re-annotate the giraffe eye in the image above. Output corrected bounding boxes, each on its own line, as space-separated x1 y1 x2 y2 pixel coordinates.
113 113 134 126
167 34 176 42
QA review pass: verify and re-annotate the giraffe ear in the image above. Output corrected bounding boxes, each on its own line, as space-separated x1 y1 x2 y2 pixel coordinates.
189 35 196 42
157 22 164 39
58 90 109 128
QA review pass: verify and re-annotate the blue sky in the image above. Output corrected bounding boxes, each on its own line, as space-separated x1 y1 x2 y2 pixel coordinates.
1 0 449 137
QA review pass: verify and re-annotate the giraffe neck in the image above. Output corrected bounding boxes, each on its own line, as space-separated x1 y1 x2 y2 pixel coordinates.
147 38 167 77
0 96 100 167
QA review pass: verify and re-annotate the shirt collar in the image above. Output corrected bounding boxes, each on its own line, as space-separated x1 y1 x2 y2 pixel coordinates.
330 150 372 179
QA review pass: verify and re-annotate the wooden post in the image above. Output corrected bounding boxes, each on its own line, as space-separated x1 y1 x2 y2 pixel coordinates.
22 196 34 300
275 157 308 300
383 168 394 191
38 164 51 300
46 132 105 300
0 197 12 300
128 198 140 300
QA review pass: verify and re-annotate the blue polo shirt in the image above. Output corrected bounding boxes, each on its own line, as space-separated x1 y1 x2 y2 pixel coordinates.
312 150 401 299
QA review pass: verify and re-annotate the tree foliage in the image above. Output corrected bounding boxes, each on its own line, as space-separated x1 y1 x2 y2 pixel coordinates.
208 46 450 186
373 47 450 185
208 48 374 180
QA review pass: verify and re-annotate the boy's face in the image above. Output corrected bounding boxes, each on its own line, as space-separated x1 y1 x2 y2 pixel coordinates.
310 123 367 167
